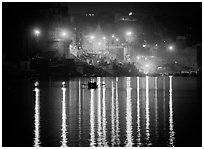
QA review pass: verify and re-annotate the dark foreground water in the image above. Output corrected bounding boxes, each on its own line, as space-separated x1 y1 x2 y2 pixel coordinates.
3 76 202 147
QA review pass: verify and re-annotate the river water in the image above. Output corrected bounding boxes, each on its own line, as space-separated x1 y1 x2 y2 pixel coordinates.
3 76 202 147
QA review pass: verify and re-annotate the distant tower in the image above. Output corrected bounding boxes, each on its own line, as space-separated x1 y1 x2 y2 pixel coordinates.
93 24 105 53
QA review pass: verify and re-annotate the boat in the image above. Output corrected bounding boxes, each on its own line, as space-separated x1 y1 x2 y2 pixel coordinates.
88 82 98 89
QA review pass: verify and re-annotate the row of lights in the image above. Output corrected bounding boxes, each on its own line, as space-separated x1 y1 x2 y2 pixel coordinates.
90 31 132 42
35 28 174 51
34 29 68 38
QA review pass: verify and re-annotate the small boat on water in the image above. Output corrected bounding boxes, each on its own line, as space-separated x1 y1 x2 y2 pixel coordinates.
88 82 98 89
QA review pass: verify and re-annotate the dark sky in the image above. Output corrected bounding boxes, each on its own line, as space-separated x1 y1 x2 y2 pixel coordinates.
67 2 201 17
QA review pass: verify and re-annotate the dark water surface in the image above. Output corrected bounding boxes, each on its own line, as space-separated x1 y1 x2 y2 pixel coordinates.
3 77 202 147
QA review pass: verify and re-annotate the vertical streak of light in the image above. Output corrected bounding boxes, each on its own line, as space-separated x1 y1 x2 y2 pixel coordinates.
34 83 41 147
78 79 82 146
169 76 175 146
97 77 102 146
111 81 116 146
136 77 141 147
61 82 68 147
155 77 158 144
115 77 120 146
163 77 166 138
145 76 151 146
102 78 108 146
90 89 95 147
125 77 134 147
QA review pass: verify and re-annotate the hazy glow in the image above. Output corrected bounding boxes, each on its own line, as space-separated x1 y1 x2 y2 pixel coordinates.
90 35 95 39
169 76 175 146
98 42 101 45
116 38 119 41
136 77 141 146
90 89 95 147
125 77 134 147
145 76 151 146
34 84 41 147
137 56 140 60
169 45 174 50
112 35 115 38
61 82 68 147
103 36 106 40
34 29 40 36
145 64 150 68
126 31 132 36
155 44 158 47
62 32 67 37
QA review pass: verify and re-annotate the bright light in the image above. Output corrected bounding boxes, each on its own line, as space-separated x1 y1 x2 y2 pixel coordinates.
145 64 150 68
137 56 140 60
34 81 39 87
169 46 174 50
62 32 67 37
103 36 106 40
164 40 166 43
90 35 95 39
126 31 132 36
142 44 146 48
145 57 148 60
155 44 158 47
34 30 40 36
112 35 115 38
116 38 119 41
129 12 133 16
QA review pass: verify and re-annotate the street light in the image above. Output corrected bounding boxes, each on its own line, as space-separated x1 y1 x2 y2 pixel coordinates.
62 32 67 37
169 45 174 50
33 29 41 58
126 31 132 36
90 35 95 40
34 29 40 37
61 31 68 58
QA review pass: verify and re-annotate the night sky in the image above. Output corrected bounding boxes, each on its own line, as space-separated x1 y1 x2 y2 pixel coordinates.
3 2 202 62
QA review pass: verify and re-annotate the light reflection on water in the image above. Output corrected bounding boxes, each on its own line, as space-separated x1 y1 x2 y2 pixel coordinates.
89 89 95 147
102 78 108 146
33 77 177 147
97 77 102 147
145 76 151 146
136 77 141 147
33 81 41 147
169 76 175 146
61 82 68 147
125 77 134 147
